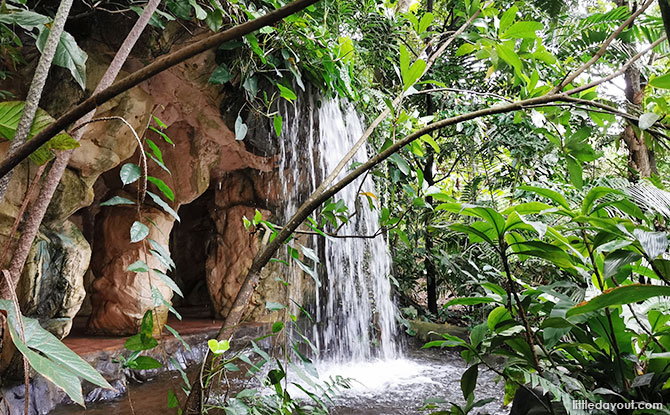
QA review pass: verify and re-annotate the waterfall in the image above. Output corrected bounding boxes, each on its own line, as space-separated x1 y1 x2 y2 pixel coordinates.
277 94 399 362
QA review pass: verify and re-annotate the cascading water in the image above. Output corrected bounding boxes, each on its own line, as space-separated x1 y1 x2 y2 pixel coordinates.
277 94 398 362
275 95 506 414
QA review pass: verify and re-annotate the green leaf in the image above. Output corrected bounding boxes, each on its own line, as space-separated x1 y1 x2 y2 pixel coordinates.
127 260 149 273
235 114 248 140
167 390 179 408
124 333 158 351
449 223 495 245
133 356 163 370
0 10 49 30
500 21 543 39
0 101 78 165
470 323 487 347
603 250 641 278
0 300 113 406
455 43 476 56
399 44 409 75
152 269 183 297
389 153 410 175
130 221 149 243
420 134 440 152
639 112 661 130
147 191 180 222
208 339 230 355
272 321 284 333
649 73 670 89
278 84 297 101
503 202 553 215
100 196 135 206
266 301 285 311
566 285 670 317
582 187 620 215
461 364 478 399
418 12 434 34
402 58 426 91
499 5 518 34
273 115 283 137
147 176 174 202
36 28 87 90
120 163 141 186
495 43 523 77
566 156 583 189
444 297 497 307
487 306 514 331
519 185 569 209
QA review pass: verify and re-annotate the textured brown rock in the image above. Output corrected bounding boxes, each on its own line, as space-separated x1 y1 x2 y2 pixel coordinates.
87 202 174 335
206 205 270 318
86 49 280 332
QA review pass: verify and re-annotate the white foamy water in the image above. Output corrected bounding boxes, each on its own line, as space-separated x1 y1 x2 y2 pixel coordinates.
278 95 399 363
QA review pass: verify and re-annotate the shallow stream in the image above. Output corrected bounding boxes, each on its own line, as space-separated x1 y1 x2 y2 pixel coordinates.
50 348 506 415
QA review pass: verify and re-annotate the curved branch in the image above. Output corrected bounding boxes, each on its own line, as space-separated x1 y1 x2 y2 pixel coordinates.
0 0 320 179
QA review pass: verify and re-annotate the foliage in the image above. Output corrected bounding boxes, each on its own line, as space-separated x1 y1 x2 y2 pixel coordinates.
0 300 113 405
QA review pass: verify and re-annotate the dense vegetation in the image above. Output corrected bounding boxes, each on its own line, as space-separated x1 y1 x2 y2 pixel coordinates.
2 0 670 414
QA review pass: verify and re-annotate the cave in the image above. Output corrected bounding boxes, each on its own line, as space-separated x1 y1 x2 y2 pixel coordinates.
168 188 217 318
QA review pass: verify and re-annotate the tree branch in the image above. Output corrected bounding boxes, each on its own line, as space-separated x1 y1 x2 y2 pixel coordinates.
0 0 74 203
0 0 321 179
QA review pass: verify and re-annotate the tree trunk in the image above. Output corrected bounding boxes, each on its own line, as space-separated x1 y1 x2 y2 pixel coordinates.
618 1 657 178
423 0 438 315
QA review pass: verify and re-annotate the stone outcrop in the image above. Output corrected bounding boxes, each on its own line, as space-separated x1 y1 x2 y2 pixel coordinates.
0 23 295 344
87 202 174 335
0 41 155 340
16 221 91 339
84 42 283 333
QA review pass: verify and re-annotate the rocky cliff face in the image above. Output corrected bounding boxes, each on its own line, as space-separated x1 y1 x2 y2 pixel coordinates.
0 22 297 349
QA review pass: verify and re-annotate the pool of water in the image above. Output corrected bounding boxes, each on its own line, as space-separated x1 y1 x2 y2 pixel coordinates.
50 348 506 415
313 348 506 415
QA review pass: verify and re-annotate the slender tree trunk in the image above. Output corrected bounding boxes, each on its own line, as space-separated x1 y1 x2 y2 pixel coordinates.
659 0 670 46
424 148 438 314
617 0 657 178
423 0 438 315
0 0 74 204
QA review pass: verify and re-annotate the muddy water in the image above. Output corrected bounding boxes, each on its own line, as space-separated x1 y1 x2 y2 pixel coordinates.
50 348 506 415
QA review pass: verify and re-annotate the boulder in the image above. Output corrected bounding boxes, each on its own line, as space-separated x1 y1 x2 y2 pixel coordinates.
87 202 174 336
17 220 90 339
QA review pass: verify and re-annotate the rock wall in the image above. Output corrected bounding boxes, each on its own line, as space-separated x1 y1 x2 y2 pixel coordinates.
0 22 299 345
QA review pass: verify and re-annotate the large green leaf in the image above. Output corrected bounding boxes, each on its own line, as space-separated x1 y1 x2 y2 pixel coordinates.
495 42 523 77
602 250 641 278
566 285 670 317
0 300 113 405
0 101 79 165
461 364 478 399
582 187 620 215
500 21 544 39
518 185 570 209
402 58 426 91
633 228 668 259
449 223 495 245
444 297 498 307
649 73 670 89
0 9 49 30
36 28 87 90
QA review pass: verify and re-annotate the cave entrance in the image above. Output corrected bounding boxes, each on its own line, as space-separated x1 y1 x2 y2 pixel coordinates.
169 188 217 319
